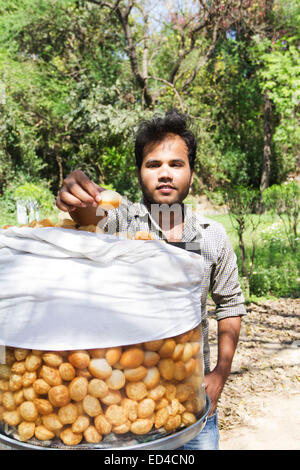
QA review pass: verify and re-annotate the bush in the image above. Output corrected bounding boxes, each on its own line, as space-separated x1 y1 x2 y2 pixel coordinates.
249 263 299 298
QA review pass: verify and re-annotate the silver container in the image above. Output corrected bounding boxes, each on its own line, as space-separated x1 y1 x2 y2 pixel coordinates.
0 396 210 450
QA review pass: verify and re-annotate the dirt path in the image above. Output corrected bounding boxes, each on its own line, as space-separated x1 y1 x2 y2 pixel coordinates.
208 298 300 450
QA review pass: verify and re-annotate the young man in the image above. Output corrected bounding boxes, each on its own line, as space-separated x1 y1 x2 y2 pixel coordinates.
56 109 246 450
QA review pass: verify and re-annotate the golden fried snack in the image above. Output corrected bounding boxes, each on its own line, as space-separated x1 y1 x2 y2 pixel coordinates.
40 366 62 387
35 425 55 441
22 371 37 387
175 383 193 403
82 394 102 417
185 358 197 377
125 382 147 401
2 391 16 411
105 404 127 427
137 398 155 419
158 339 176 359
94 415 112 435
168 398 181 417
48 385 70 408
88 378 109 399
112 421 131 434
60 428 82 446
14 389 24 406
25 353 42 372
36 218 55 228
9 373 23 391
77 368 92 380
172 344 184 361
97 190 122 210
164 383 176 401
56 219 77 229
69 377 88 402
134 231 155 240
84 425 102 443
143 340 164 352
33 398 53 416
72 415 90 434
42 413 63 432
158 359 175 381
100 390 122 406
19 401 38 422
23 386 37 401
18 421 35 441
182 343 193 363
14 349 29 361
88 358 112 380
121 398 138 422
3 409 22 426
90 349 106 359
154 397 168 411
68 350 90 370
143 351 160 368
11 361 26 375
143 367 160 390
164 414 181 431
124 366 147 383
105 370 126 390
173 361 186 381
33 379 51 395
130 418 153 435
42 352 63 368
154 408 169 429
181 411 197 426
59 363 76 381
105 347 122 366
58 403 78 425
147 384 166 402
119 348 144 369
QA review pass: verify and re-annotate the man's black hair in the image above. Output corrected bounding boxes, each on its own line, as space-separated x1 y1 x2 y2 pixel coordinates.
134 109 197 170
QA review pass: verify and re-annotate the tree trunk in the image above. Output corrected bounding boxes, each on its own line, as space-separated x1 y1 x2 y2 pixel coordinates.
260 91 272 192
56 154 64 190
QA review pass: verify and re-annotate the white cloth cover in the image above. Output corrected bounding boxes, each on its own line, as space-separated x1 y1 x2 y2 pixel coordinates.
0 227 204 350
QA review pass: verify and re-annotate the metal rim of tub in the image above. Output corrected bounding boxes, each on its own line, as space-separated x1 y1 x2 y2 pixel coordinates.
0 395 211 451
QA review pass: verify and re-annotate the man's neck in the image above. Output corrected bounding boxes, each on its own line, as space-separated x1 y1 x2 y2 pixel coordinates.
144 199 185 241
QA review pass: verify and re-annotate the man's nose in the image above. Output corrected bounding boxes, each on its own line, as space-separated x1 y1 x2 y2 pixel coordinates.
157 164 172 180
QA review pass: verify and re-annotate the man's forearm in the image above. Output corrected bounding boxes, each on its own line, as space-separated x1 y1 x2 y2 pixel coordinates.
204 316 241 415
215 316 241 380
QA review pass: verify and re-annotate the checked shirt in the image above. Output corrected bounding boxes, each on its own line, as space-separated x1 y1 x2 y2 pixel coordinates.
99 197 247 374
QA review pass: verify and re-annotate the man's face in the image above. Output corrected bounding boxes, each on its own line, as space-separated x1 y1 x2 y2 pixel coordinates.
137 134 194 207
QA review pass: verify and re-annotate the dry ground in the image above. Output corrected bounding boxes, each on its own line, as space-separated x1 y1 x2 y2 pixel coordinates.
208 298 300 450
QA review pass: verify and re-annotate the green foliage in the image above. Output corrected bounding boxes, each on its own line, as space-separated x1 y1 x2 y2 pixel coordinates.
13 182 54 212
211 212 300 299
251 34 300 178
262 181 300 251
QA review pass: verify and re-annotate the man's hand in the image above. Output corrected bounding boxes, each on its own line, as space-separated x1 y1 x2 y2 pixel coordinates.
205 316 241 415
204 368 227 416
56 170 104 212
56 170 106 226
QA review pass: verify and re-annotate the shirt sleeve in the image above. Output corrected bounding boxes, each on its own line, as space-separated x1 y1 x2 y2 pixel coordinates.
210 231 247 320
